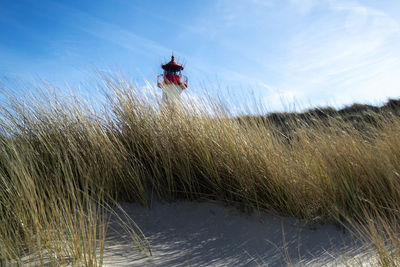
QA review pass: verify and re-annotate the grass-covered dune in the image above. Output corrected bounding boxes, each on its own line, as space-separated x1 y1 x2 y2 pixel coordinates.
238 99 400 139
1 77 399 265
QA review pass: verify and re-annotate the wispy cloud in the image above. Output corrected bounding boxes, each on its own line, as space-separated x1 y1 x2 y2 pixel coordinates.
288 0 321 14
50 3 173 58
276 0 400 108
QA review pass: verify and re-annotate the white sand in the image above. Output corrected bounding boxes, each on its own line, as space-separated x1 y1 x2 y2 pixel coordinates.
102 201 367 266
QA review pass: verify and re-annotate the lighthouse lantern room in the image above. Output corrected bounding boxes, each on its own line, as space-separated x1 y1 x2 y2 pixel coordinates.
157 55 188 109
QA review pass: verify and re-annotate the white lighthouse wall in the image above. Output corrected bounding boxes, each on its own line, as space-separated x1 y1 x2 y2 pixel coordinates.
161 84 183 108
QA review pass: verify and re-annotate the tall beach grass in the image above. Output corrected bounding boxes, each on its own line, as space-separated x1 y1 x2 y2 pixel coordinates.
1 75 399 265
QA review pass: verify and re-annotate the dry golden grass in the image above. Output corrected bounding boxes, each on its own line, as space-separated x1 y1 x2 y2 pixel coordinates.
0 75 399 265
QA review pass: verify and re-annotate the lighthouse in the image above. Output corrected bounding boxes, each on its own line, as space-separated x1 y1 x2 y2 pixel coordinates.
157 55 188 110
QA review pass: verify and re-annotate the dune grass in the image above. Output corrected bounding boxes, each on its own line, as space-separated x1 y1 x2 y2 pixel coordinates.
1 76 399 265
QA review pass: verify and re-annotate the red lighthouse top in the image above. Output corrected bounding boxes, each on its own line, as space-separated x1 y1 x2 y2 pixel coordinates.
161 55 184 71
157 55 187 89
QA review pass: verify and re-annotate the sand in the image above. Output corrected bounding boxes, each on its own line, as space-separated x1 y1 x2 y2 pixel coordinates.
102 201 368 266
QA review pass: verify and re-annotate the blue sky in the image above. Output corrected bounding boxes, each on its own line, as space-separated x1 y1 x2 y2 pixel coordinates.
1 0 400 113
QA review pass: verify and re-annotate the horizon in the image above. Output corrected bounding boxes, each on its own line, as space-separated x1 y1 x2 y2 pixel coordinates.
1 0 400 114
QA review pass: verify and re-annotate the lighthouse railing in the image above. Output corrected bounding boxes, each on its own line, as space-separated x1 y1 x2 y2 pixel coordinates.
181 75 188 87
157 74 188 88
157 74 164 85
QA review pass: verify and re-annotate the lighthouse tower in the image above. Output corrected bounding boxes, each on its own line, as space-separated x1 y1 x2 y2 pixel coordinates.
157 55 188 110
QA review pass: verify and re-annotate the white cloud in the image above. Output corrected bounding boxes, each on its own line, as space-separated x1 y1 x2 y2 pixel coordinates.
277 0 400 108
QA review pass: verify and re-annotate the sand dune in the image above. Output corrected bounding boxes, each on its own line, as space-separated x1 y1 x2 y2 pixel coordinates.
103 201 367 266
